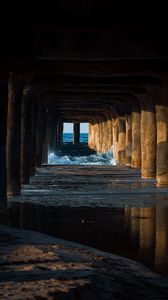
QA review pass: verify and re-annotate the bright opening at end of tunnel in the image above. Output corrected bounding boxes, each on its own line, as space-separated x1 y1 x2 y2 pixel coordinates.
48 122 116 165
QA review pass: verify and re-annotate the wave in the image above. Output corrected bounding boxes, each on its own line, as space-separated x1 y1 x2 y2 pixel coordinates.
48 149 116 165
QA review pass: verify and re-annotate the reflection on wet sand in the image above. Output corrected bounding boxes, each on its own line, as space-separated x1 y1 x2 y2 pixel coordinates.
7 202 168 276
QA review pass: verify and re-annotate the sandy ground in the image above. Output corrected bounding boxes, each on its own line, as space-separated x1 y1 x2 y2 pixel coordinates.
0 224 168 300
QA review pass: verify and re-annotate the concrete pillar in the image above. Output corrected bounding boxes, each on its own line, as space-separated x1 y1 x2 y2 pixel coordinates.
0 81 8 207
107 118 113 151
21 89 32 184
131 110 141 169
42 110 49 164
57 121 63 148
156 96 168 186
50 117 57 154
7 75 23 195
126 114 132 166
36 104 45 167
141 98 156 178
30 103 37 176
118 117 126 165
113 119 119 162
73 122 80 145
101 120 106 153
94 122 99 152
88 122 96 149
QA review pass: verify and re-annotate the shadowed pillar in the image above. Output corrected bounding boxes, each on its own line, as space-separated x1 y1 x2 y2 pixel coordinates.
118 117 126 165
7 74 24 195
141 97 156 178
131 109 141 169
30 103 37 176
21 87 32 184
156 92 168 186
57 121 63 148
73 122 80 145
0 81 8 207
126 114 132 166
36 104 45 167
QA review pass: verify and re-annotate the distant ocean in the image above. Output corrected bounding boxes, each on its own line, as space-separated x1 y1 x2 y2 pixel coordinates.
63 133 88 143
48 133 116 165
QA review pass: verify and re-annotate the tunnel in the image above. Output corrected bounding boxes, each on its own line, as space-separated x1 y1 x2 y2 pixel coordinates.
0 28 168 198
0 1 168 298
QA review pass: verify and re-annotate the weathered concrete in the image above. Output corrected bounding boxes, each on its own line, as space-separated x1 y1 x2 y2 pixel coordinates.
131 110 141 169
156 95 168 186
112 120 119 162
141 97 156 178
6 75 24 195
0 81 8 208
0 224 168 300
125 114 132 166
118 117 126 165
21 88 32 184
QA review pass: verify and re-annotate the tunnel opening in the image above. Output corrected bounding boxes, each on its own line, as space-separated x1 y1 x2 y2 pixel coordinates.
48 120 116 165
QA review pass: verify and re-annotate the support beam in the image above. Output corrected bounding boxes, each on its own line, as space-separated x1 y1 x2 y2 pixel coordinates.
113 119 119 162
156 93 168 186
0 81 8 207
73 122 80 145
126 114 132 166
7 75 23 195
118 117 126 165
131 110 141 169
21 89 32 184
141 97 156 178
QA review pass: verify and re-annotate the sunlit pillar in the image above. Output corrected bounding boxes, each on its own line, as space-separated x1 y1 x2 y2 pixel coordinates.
113 119 119 162
141 97 156 178
131 110 141 168
156 94 168 186
126 114 132 166
118 117 126 165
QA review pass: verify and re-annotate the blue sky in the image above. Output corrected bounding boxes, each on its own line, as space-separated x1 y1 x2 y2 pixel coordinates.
64 123 88 133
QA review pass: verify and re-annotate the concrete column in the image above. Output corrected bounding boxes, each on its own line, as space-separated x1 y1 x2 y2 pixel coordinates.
141 98 156 178
57 121 63 148
118 117 126 165
0 81 8 208
156 96 168 186
36 104 45 167
7 75 23 195
50 117 57 154
30 103 37 176
107 118 113 151
101 120 106 153
113 119 119 162
94 122 99 152
21 88 32 184
73 122 80 145
131 110 141 168
42 110 49 164
126 114 132 166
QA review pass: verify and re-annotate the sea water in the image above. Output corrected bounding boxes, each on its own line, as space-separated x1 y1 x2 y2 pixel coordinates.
48 133 116 165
